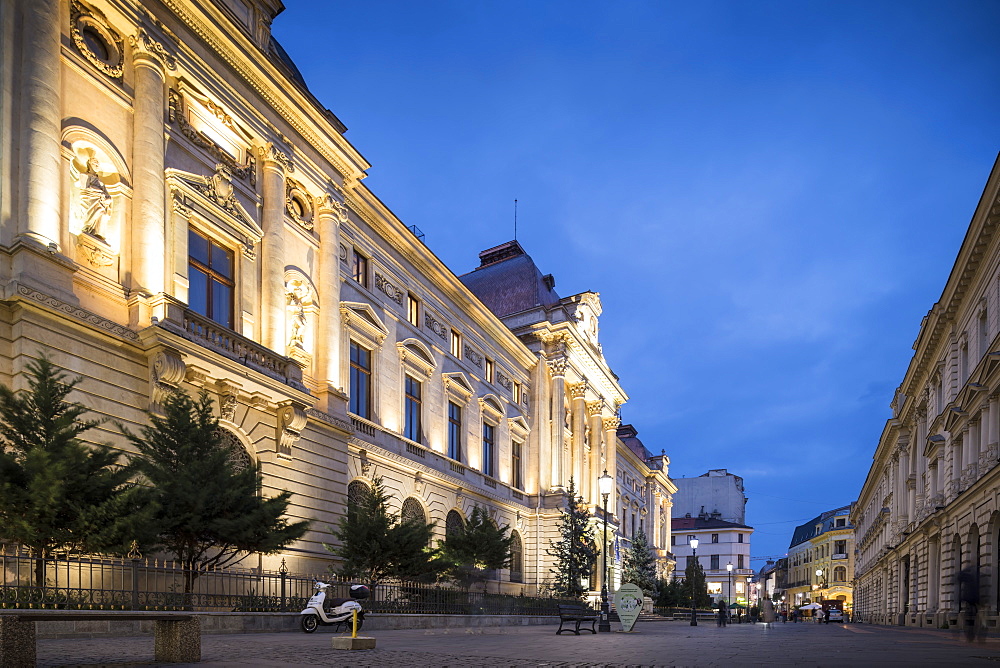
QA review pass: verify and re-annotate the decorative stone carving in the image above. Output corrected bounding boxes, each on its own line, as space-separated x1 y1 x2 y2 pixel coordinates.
603 416 621 432
358 449 372 477
167 91 256 185
424 312 447 340
339 243 349 263
129 26 177 70
569 382 587 400
496 371 512 391
276 402 307 458
76 234 114 267
463 344 483 368
285 277 314 352
375 272 404 305
317 190 350 224
285 180 314 230
71 149 118 240
71 1 124 79
414 471 424 495
150 349 185 414
587 401 604 418
217 381 240 422
546 356 568 377
259 143 293 172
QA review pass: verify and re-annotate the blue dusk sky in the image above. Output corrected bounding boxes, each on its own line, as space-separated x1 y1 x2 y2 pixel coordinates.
273 1 1000 563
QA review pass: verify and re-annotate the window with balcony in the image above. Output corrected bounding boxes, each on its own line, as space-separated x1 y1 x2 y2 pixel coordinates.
349 341 372 419
404 374 422 443
188 228 234 328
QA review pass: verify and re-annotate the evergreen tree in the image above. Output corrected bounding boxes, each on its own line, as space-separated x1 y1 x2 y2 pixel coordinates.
438 505 514 592
123 390 309 594
654 576 685 608
327 476 437 587
546 478 597 599
683 554 713 608
621 528 657 596
0 356 144 585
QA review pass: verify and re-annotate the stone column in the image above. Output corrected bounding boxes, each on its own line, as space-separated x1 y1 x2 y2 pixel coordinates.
546 356 567 491
260 144 289 352
587 400 604 501
314 190 346 407
603 415 620 512
129 29 173 299
18 0 62 248
570 382 587 500
532 352 550 493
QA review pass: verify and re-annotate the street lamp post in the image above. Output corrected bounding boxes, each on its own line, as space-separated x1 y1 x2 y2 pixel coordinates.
726 562 733 624
689 537 699 626
598 470 613 633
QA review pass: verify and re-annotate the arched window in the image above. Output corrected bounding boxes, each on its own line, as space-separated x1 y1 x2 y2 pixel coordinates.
510 532 523 583
401 497 426 526
833 566 847 582
347 480 370 522
446 509 465 539
215 428 251 473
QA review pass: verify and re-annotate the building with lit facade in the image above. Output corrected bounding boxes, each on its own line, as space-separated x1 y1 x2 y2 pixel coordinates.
853 157 1000 628
785 506 855 613
672 516 754 606
0 0 676 594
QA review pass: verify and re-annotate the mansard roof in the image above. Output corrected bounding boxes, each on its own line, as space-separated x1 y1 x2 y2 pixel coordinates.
788 503 854 548
672 517 753 531
459 240 561 318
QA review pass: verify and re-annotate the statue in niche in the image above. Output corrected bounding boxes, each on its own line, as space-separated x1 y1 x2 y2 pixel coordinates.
74 154 114 239
286 279 311 349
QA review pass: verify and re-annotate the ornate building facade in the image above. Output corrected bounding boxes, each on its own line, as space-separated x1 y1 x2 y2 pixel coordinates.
853 156 1000 626
0 0 675 592
785 506 854 613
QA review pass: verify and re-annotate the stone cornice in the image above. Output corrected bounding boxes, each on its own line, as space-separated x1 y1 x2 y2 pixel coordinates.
11 284 139 342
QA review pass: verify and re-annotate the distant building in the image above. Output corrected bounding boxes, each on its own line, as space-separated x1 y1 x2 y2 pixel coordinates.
672 516 754 605
672 469 747 524
757 558 789 612
786 505 855 613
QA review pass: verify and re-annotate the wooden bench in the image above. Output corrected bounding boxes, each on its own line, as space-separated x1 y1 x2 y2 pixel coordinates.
0 610 200 666
556 604 598 635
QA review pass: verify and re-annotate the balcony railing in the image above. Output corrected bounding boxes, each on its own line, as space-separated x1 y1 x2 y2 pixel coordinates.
832 553 848 560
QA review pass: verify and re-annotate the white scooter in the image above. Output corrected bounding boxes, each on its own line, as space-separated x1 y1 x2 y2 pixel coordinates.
300 582 369 633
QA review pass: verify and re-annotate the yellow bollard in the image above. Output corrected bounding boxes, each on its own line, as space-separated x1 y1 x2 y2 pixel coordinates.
352 608 358 638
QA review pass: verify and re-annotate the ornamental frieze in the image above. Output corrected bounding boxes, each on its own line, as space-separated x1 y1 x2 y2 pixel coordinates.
425 312 447 340
168 90 256 186
496 372 512 391
463 344 483 368
375 272 404 305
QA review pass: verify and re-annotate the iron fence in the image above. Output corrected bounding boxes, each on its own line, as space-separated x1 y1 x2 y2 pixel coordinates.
0 545 575 615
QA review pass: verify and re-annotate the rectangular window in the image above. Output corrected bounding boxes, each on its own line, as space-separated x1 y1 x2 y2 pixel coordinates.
711 533 719 543
512 381 521 404
511 440 523 490
485 358 494 383
834 539 847 554
738 554 745 569
450 330 462 357
738 533 744 543
407 293 420 327
188 228 234 328
448 401 462 461
710 555 719 570
482 422 495 478
404 375 421 443
836 518 846 527
671 535 677 546
352 250 368 287
349 341 371 419
687 535 696 544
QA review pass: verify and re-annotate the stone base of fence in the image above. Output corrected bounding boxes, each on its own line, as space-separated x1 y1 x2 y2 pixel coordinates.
33 612 558 639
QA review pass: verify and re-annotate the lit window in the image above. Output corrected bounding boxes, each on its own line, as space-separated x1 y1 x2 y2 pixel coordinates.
188 228 234 329
450 330 461 357
511 440 523 490
448 401 462 461
485 358 494 383
407 293 420 327
711 533 719 543
352 250 368 287
512 381 521 404
404 375 421 443
349 341 371 419
482 422 495 478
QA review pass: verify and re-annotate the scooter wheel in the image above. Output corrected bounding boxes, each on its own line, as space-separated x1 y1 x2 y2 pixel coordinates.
301 614 319 633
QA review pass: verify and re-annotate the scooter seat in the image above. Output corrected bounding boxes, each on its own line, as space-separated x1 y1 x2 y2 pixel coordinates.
326 597 350 608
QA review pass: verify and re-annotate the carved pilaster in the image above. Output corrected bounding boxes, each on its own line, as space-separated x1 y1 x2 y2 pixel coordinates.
546 355 568 378
128 26 177 70
276 401 307 459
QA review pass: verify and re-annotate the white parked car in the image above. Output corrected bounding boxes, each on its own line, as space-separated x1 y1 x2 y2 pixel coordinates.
827 609 844 622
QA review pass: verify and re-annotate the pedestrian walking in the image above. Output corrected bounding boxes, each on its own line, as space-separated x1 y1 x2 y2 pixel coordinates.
959 566 983 643
717 599 728 627
824 607 831 624
761 599 776 628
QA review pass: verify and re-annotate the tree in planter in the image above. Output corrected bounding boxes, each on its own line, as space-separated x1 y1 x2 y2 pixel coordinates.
437 505 514 593
123 390 309 596
683 554 713 609
326 476 438 587
621 528 658 596
546 478 597 600
0 356 146 586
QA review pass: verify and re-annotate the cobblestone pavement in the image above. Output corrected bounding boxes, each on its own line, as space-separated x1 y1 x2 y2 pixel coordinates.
36 620 1000 667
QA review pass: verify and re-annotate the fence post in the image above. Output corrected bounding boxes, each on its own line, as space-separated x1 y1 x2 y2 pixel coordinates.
128 541 142 611
279 558 288 612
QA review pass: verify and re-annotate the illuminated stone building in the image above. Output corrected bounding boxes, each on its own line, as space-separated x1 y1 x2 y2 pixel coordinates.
785 506 855 613
853 157 1000 627
0 0 675 591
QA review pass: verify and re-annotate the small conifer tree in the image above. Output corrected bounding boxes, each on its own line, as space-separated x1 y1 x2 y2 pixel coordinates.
683 553 713 608
438 505 514 592
546 478 597 599
621 528 658 596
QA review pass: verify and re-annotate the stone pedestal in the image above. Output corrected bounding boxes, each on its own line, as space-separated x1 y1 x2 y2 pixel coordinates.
0 616 35 668
154 617 201 662
331 635 377 650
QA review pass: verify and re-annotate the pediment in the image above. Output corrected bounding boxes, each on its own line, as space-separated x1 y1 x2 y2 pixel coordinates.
479 393 504 416
398 338 436 376
341 301 389 345
167 168 261 256
442 371 474 399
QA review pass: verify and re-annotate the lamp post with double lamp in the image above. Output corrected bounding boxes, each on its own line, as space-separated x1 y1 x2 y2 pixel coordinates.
598 470 613 633
726 562 733 623
815 568 826 620
689 537 699 626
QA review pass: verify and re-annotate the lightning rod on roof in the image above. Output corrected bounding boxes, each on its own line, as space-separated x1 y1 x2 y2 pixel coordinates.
514 198 518 240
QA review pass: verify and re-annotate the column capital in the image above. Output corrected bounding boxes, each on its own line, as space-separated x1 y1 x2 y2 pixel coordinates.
603 416 621 432
546 355 568 378
129 27 176 71
316 189 349 223
259 142 294 173
587 400 604 418
569 382 588 400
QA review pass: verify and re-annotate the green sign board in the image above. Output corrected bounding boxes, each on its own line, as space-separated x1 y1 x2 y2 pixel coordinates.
615 583 644 632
